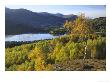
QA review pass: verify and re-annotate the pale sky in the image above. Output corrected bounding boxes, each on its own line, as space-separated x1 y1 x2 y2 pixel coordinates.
6 5 106 18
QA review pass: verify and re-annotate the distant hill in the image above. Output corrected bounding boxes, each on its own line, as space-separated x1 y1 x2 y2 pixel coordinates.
91 17 106 31
5 8 77 35
54 13 77 20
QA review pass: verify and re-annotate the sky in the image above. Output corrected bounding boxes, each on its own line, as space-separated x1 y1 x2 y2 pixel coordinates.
6 5 106 18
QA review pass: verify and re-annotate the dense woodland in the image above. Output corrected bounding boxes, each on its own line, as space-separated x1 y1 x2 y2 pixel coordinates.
5 14 106 71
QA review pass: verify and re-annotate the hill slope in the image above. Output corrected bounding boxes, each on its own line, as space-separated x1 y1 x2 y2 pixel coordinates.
5 8 77 35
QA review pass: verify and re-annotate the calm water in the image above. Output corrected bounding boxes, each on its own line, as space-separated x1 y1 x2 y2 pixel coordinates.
5 33 60 41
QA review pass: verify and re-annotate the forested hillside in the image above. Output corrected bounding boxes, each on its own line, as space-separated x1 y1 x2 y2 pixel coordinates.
5 35 106 71
5 14 106 71
5 8 77 35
